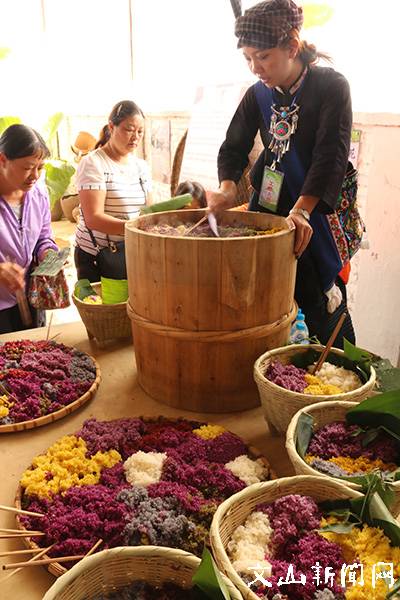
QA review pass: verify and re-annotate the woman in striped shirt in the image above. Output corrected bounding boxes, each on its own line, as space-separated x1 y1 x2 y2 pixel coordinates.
74 100 152 281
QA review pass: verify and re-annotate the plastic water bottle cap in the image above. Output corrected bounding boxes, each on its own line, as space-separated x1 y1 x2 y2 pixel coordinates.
297 313 305 321
296 322 307 331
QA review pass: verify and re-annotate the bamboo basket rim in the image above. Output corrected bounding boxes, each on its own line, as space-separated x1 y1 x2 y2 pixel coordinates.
72 282 128 310
286 399 400 491
0 354 100 434
15 416 275 577
42 545 244 600
254 343 376 401
209 475 363 600
125 209 292 242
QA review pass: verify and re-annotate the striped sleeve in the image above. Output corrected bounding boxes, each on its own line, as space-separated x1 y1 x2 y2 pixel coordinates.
76 152 107 191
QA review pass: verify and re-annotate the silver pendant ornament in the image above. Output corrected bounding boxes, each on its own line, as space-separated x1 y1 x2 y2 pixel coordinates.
269 104 300 170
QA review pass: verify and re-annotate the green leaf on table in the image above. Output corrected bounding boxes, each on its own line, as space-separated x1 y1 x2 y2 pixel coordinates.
296 412 314 459
192 547 231 600
74 279 96 300
140 193 193 214
372 358 400 393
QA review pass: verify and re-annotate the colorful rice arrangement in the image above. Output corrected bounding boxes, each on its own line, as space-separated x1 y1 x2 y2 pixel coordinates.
0 340 98 427
210 477 400 600
265 361 361 396
16 417 272 576
225 493 400 599
253 345 376 433
140 222 282 237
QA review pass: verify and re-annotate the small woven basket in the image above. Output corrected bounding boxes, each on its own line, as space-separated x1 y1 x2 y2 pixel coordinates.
42 546 243 600
72 282 131 347
253 344 376 434
210 475 362 600
286 400 400 516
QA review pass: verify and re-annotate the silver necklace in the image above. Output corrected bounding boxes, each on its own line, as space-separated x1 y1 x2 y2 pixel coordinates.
268 103 300 170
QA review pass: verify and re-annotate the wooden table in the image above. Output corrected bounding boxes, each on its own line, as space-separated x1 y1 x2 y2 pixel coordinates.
0 321 294 599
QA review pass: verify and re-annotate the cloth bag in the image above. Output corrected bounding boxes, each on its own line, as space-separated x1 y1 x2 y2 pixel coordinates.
28 270 70 309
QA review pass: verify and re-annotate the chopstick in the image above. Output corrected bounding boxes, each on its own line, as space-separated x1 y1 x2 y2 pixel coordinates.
310 311 348 375
0 544 53 582
2 553 86 569
15 291 32 327
184 214 208 236
0 505 44 518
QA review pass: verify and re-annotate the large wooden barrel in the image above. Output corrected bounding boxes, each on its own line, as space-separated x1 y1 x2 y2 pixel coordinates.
125 210 297 412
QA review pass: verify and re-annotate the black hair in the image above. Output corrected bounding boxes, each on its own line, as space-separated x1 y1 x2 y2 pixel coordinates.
0 124 50 160
280 29 332 65
175 180 207 208
95 100 145 148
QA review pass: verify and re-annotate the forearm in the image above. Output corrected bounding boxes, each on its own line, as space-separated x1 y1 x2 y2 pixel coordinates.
219 181 238 208
293 195 320 215
82 212 126 236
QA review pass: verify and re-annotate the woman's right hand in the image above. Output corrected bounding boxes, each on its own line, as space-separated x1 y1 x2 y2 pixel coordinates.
0 262 25 293
206 180 237 215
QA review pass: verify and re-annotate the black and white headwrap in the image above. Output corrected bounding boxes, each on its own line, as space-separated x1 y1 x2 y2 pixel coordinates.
233 0 303 50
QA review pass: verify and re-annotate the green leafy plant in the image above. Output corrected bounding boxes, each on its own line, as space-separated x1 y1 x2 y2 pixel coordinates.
0 47 10 60
0 116 21 135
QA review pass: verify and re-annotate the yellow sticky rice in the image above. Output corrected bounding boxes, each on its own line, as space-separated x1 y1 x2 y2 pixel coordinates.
0 394 13 418
304 374 343 395
20 435 121 498
320 518 400 599
192 424 226 440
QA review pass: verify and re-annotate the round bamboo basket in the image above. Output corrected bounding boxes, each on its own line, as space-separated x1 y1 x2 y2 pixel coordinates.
0 357 100 433
125 210 297 412
210 475 363 600
286 400 400 516
72 282 131 348
42 546 244 600
254 344 376 435
15 416 275 577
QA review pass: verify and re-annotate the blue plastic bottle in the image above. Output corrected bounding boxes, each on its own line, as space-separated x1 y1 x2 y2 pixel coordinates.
289 309 310 345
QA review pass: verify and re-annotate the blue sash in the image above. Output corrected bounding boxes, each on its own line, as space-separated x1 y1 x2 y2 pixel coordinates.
253 80 343 291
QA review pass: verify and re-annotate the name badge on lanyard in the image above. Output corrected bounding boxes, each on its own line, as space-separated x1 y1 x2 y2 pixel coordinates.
258 165 284 212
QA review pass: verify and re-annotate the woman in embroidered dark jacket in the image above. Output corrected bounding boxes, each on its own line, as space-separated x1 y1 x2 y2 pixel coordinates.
208 0 356 347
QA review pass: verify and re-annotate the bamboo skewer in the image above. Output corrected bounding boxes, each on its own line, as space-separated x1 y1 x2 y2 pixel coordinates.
0 533 45 539
0 528 44 535
310 311 348 375
184 214 208 236
0 548 48 558
0 544 53 582
0 504 44 518
46 312 54 341
3 554 86 569
84 538 103 557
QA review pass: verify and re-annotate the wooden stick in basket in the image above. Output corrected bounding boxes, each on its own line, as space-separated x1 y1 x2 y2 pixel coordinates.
184 214 208 236
2 553 86 570
0 504 44 518
310 311 347 375
0 528 44 535
0 548 48 558
0 532 45 539
0 544 53 582
84 538 103 557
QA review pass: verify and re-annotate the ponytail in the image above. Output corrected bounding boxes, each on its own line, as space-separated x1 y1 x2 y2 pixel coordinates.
280 29 332 66
95 124 111 149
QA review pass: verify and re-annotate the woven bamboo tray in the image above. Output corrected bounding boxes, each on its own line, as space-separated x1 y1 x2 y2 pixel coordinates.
72 282 131 348
0 357 100 434
286 400 400 516
254 344 376 435
42 546 244 600
209 475 362 600
14 416 275 577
